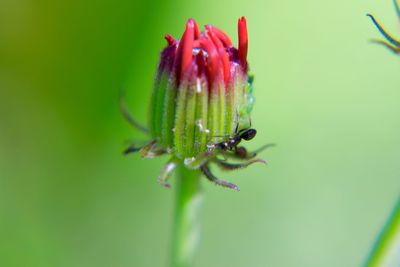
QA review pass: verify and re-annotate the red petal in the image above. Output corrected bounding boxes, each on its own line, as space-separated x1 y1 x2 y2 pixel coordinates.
199 38 218 84
205 25 232 47
208 29 230 86
192 19 200 39
238 16 248 70
195 50 206 76
193 40 201 48
181 19 195 74
175 19 196 83
164 34 176 46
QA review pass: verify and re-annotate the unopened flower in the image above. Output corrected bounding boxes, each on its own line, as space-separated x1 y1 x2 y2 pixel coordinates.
122 17 270 191
367 1 400 53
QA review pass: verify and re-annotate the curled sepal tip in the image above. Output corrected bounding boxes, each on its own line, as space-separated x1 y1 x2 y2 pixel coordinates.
157 157 179 188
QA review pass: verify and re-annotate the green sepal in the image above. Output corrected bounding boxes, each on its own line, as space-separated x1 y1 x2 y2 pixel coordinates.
173 77 189 159
183 79 198 156
193 76 209 155
161 76 178 149
149 69 169 140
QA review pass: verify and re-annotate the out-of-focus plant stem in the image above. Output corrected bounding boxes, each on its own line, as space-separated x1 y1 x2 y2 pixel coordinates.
170 164 203 267
364 197 400 267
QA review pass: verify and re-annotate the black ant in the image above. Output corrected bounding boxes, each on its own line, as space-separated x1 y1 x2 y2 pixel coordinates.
215 128 257 151
191 127 274 191
211 126 260 160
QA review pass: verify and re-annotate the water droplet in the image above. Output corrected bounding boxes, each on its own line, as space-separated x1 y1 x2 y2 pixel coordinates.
184 157 196 166
196 78 202 93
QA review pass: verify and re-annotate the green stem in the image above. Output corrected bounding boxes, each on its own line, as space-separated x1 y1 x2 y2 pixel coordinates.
170 163 203 267
364 197 400 267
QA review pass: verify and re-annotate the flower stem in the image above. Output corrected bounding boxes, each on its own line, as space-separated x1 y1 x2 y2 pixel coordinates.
170 163 203 267
364 197 400 267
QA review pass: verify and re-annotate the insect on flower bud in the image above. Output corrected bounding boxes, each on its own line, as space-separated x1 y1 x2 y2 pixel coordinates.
149 18 252 158
122 17 269 190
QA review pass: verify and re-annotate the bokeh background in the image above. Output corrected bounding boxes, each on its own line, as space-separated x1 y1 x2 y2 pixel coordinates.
1 0 399 266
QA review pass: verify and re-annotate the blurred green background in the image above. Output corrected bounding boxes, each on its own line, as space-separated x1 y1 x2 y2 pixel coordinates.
0 0 399 266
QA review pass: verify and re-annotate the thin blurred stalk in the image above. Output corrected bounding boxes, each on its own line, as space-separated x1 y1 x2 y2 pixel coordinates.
364 197 400 267
170 164 203 267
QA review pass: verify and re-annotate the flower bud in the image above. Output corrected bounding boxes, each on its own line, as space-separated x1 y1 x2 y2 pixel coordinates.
125 17 268 190
149 17 253 159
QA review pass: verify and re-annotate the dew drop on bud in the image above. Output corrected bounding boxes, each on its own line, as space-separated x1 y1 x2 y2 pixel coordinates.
184 157 196 166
